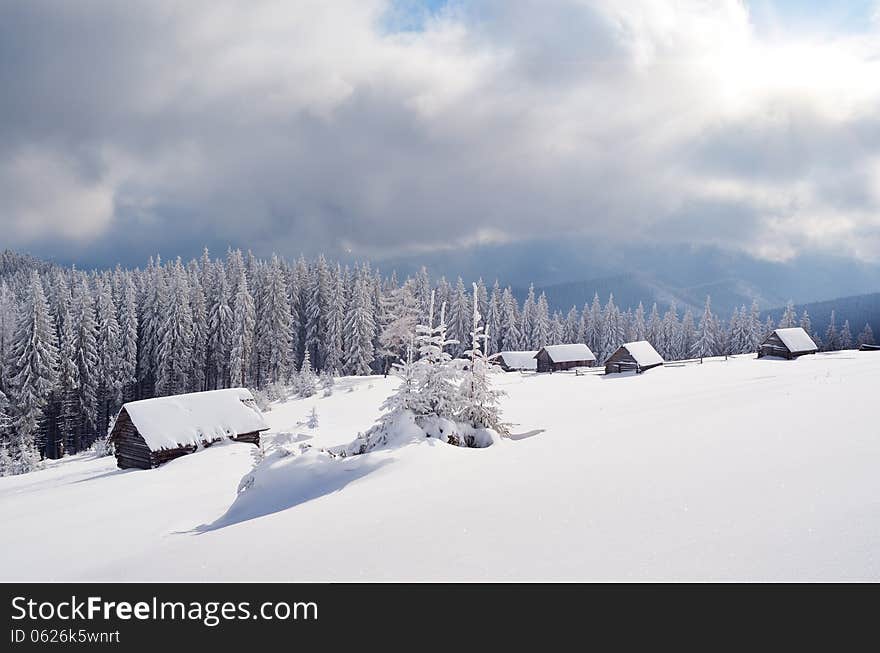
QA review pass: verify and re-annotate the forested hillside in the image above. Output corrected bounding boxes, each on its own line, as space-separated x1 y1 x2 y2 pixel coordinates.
0 248 875 475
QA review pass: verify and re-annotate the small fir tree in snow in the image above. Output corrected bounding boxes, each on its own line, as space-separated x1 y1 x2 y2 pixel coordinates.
298 349 317 398
411 292 460 421
307 406 319 429
458 283 506 435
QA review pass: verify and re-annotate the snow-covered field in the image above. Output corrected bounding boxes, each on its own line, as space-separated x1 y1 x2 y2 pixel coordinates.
2 352 879 581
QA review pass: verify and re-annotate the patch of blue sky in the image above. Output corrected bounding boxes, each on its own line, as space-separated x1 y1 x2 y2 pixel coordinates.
380 0 451 34
747 0 878 35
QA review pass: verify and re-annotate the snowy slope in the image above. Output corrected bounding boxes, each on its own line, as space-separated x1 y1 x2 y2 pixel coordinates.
2 354 879 581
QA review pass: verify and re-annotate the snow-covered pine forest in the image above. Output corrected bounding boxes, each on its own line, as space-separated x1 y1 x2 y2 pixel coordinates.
0 248 875 475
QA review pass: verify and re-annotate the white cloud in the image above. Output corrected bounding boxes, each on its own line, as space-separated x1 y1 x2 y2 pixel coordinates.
0 147 115 242
1 0 879 262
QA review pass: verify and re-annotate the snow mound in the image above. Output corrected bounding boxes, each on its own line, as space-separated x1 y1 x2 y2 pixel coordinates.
340 410 501 456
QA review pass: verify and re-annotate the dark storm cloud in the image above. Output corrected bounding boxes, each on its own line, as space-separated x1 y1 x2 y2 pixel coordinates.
1 0 879 267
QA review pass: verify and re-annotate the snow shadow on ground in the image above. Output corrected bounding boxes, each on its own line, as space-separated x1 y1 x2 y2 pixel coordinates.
508 429 545 441
194 452 392 532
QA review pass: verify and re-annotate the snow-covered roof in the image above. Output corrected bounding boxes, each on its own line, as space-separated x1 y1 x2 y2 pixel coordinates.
120 388 269 452
491 351 538 370
621 341 664 367
537 344 597 363
773 327 817 354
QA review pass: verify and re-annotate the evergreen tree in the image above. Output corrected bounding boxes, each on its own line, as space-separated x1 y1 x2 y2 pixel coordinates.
342 267 376 376
661 301 681 360
824 310 839 352
230 272 256 387
520 284 537 349
137 257 165 397
378 280 419 375
564 307 580 344
118 275 138 402
646 304 662 352
631 302 647 342
459 283 505 433
207 263 234 389
94 275 122 437
72 278 99 450
586 294 603 359
692 296 717 358
448 277 472 358
857 323 875 346
680 308 696 359
778 300 797 328
55 302 79 456
156 259 195 395
305 255 331 370
748 300 764 352
839 320 853 350
256 255 292 385
189 271 208 392
411 293 460 420
9 272 59 464
799 309 812 334
499 288 521 352
485 281 503 355
323 265 346 374
532 293 551 348
298 349 317 397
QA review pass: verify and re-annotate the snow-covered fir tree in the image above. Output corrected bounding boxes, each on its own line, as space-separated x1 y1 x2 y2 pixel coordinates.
72 278 99 450
778 301 797 328
94 275 122 437
156 259 195 395
230 271 256 388
297 349 317 398
824 310 839 352
343 266 376 376
207 261 234 389
323 264 347 375
458 283 506 435
256 255 292 385
857 323 875 346
8 272 58 466
839 320 853 350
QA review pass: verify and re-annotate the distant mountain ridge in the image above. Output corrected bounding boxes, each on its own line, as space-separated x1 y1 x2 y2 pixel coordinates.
522 273 786 316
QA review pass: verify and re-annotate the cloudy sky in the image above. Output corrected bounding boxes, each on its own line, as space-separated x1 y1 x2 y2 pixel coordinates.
2 0 880 268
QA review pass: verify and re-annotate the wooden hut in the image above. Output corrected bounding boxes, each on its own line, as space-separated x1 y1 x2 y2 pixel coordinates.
534 344 597 373
108 388 269 470
859 343 880 351
488 351 538 372
605 341 664 374
757 327 818 359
